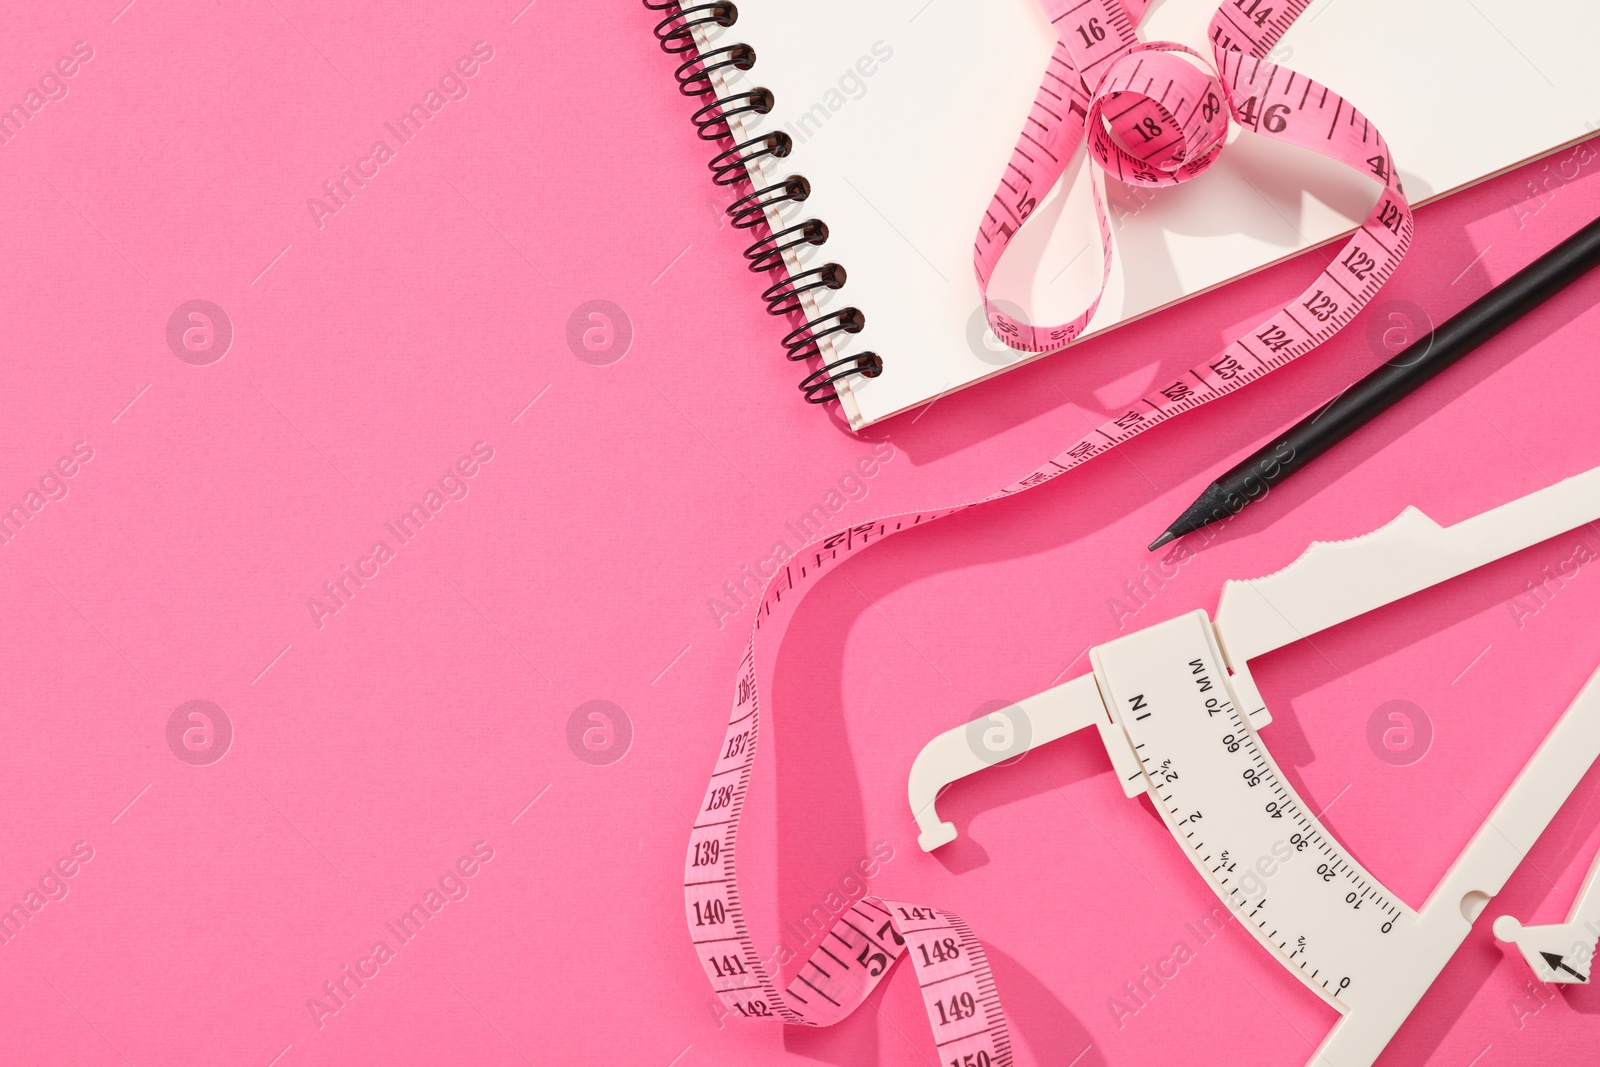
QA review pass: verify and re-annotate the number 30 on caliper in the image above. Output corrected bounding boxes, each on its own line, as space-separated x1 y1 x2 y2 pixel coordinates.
909 465 1600 1067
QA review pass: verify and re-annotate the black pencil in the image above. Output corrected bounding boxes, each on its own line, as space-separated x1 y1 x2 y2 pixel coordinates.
1149 213 1600 552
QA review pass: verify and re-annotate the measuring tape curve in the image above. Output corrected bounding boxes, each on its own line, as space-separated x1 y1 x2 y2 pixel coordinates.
678 2 1411 1060
981 0 1412 356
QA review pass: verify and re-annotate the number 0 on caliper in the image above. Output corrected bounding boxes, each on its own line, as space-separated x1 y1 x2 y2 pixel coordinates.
909 466 1600 1067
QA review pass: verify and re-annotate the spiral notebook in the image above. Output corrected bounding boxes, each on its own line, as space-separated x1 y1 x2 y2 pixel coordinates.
654 0 1599 430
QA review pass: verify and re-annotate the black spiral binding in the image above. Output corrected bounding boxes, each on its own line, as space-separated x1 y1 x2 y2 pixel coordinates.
645 0 882 405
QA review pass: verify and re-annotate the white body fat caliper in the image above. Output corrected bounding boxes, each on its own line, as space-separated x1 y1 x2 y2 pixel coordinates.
909 466 1600 1067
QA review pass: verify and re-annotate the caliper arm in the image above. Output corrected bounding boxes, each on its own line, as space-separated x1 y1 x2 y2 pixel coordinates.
908 672 1143 851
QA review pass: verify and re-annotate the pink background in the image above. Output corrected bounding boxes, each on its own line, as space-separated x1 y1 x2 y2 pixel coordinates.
3 1 1599 1064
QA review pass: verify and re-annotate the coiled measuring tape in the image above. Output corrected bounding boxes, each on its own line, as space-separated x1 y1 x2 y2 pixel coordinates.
978 0 1412 358
681 2 1412 1059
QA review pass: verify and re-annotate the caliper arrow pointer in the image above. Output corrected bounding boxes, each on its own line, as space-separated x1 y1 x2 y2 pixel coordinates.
1540 952 1588 982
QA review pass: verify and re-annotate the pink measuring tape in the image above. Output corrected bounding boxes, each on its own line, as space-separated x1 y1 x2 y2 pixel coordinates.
681 1 1411 1061
979 0 1411 360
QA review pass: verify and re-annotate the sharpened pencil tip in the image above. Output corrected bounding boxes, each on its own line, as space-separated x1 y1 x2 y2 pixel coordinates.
1149 482 1238 552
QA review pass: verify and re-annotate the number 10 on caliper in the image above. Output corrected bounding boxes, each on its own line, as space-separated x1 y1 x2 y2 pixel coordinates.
910 466 1600 1067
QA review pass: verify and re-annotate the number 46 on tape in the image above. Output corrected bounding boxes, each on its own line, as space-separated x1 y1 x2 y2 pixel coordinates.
912 466 1600 1067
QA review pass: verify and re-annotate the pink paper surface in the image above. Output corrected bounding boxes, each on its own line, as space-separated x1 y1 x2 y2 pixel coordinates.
2 3 1597 1065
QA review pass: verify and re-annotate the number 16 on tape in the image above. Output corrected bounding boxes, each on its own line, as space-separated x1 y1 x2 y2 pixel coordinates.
912 465 1600 1067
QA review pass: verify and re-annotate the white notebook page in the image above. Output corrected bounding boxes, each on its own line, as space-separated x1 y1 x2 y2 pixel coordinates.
701 0 1598 429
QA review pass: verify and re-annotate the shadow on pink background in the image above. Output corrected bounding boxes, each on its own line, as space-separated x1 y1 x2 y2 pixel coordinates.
1 2 1597 1065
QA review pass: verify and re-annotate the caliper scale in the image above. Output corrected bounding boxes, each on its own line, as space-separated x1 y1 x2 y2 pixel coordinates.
909 466 1600 1067
1097 611 1411 1012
